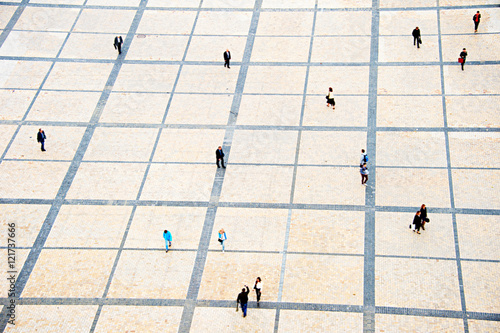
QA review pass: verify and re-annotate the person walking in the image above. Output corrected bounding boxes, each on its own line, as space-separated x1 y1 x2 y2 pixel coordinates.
216 146 226 168
37 128 46 152
223 49 231 69
236 285 250 317
114 36 123 54
459 48 467 71
326 87 335 109
218 228 227 252
473 11 481 33
163 229 172 253
360 163 369 186
412 27 421 48
360 149 368 167
412 211 422 234
420 204 430 230
253 277 262 305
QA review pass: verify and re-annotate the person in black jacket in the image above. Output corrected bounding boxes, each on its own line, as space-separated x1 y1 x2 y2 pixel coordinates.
216 146 225 168
114 36 123 54
237 285 250 317
223 49 231 68
420 204 429 230
473 11 481 33
460 48 467 71
37 128 46 152
412 211 422 234
412 27 421 48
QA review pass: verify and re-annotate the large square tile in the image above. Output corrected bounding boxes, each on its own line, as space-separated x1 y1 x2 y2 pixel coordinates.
449 132 499 168
59 33 119 60
378 36 440 63
73 9 136 33
0 204 50 247
375 314 463 333
279 311 363 333
452 169 500 210
0 31 66 58
100 92 169 124
185 36 247 62
262 0 315 8
127 35 189 61
468 320 500 333
441 34 500 63
461 261 500 313
175 65 239 93
379 0 437 7
317 0 372 8
0 60 52 89
202 0 255 8
137 11 197 34
257 12 314 36
307 66 369 94
444 65 500 95
0 90 36 120
312 36 371 63
302 96 369 127
236 94 302 126
377 96 444 127
440 8 500 34
315 11 371 36
379 10 438 35
251 37 310 63
147 0 200 7
446 96 500 128
43 62 113 91
191 307 276 332
457 214 499 261
14 7 80 31
244 66 307 94
165 93 232 125
27 91 101 122
378 66 441 95
113 64 179 92
194 11 252 35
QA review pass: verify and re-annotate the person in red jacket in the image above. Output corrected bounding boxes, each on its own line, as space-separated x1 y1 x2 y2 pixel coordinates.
473 11 481 33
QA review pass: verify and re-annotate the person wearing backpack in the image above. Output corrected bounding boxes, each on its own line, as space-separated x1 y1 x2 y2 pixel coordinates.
360 149 368 167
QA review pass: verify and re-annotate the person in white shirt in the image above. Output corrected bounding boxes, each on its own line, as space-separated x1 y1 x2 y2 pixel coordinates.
254 277 262 305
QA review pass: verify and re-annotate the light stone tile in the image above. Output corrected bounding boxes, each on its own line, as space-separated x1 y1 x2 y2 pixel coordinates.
191 307 276 332
378 66 441 95
376 168 451 208
468 319 500 333
462 261 500 313
444 65 500 95
307 66 369 94
0 249 30 297
152 128 226 163
164 93 232 125
14 7 80 31
23 249 117 297
282 254 364 304
379 0 437 7
317 0 372 8
302 96 368 127
66 162 147 200
312 36 371 63
127 35 189 61
457 214 500 261
375 258 462 310
30 0 85 4
27 91 100 122
219 165 293 203
446 96 500 128
252 37 310 63
244 66 307 94
0 161 70 199
256 12 314 36
289 210 365 254
185 36 246 62
125 206 206 249
237 94 302 126
198 252 281 301
298 131 367 165
107 250 196 299
229 129 298 164
452 169 500 210
0 89 35 120
315 11 372 36
375 212 455 258
45 205 133 248
375 314 463 333
195 11 252 35
140 164 216 202
449 132 500 168
0 125 17 154
94 306 183 333
0 204 50 247
113 64 179 92
6 125 86 160
377 96 444 128
441 34 500 62
87 0 141 5
73 9 136 33
0 60 52 89
279 310 363 333
175 65 239 93
294 166 366 205
379 10 438 36
84 127 158 162
378 36 440 62
100 92 169 124
209 207 288 252
59 33 119 60
0 6 17 30
0 31 67 58
440 8 500 34
376 131 448 167
262 0 315 8
147 0 200 7
4 305 97 333
137 11 197 34
43 62 113 91
202 0 255 8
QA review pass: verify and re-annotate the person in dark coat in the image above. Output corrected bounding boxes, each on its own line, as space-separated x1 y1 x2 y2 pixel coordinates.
37 128 46 152
473 11 481 33
326 87 335 109
223 49 231 68
412 27 421 48
412 211 422 234
236 285 250 317
459 48 467 71
216 146 226 168
114 36 123 54
420 204 429 230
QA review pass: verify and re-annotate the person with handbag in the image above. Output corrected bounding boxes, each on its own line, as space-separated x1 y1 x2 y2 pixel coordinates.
218 228 227 252
412 211 422 234
412 27 421 48
253 277 262 305
326 87 335 109
459 48 467 71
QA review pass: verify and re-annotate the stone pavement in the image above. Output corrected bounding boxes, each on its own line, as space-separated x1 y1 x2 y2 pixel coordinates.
0 0 499 332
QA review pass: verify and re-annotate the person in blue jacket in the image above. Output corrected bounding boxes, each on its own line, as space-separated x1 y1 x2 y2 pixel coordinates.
163 230 172 253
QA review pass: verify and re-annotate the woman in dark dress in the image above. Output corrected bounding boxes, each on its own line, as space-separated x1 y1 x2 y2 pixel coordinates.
412 211 422 234
326 87 335 109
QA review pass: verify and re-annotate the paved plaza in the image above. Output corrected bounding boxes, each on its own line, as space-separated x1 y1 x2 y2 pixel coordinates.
0 0 499 332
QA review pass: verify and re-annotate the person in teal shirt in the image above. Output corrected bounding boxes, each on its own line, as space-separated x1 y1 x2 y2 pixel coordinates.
163 230 172 253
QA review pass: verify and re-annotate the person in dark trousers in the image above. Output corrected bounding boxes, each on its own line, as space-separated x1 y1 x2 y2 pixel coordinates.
360 149 368 167
473 11 481 33
412 211 422 234
360 163 368 186
459 48 467 71
37 128 46 151
216 146 225 168
420 204 429 230
326 87 335 109
253 277 262 305
114 36 123 54
236 285 250 317
412 27 421 48
223 49 231 68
